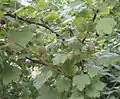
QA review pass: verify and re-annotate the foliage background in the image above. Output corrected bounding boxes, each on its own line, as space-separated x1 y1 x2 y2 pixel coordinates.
0 0 120 99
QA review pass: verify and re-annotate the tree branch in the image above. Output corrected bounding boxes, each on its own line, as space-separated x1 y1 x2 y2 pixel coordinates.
4 13 54 33
25 57 64 75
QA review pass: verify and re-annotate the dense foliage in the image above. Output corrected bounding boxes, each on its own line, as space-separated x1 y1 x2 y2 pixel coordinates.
0 0 120 99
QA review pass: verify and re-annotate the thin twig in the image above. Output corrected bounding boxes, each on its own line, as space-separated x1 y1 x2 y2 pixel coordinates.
92 9 99 22
92 9 99 37
4 13 54 33
81 32 88 44
82 9 99 43
25 57 49 66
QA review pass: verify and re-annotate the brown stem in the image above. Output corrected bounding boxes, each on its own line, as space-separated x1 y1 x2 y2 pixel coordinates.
25 57 63 75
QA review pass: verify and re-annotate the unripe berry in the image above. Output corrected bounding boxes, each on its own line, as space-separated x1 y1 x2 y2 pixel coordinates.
87 44 95 53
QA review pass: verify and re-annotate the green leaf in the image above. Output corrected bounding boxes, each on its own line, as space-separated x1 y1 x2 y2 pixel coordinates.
52 54 68 65
68 41 81 51
14 6 36 16
36 0 47 9
0 11 4 17
87 22 95 32
69 88 84 99
96 18 116 35
78 8 90 19
73 74 90 91
73 18 87 33
37 85 61 99
86 66 103 78
34 68 52 90
98 3 110 15
3 63 21 85
44 11 59 22
62 59 77 75
73 16 82 26
56 78 71 92
85 79 106 98
69 95 84 99
85 86 100 98
8 26 33 47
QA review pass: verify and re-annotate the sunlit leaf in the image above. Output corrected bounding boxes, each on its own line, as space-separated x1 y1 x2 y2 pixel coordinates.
44 11 59 22
14 6 36 16
36 0 47 9
96 18 116 35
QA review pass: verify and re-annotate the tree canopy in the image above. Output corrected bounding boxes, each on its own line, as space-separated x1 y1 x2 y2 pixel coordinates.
0 0 120 99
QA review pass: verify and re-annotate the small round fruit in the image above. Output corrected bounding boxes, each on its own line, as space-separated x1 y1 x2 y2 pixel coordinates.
0 18 5 25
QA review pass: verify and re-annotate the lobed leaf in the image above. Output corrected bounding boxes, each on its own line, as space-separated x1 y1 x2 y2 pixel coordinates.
85 79 106 98
3 63 21 85
8 26 33 47
52 54 68 65
56 78 71 92
34 68 53 90
73 74 90 91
